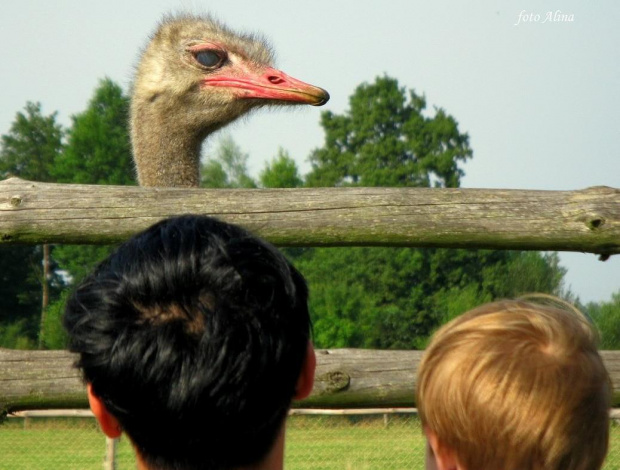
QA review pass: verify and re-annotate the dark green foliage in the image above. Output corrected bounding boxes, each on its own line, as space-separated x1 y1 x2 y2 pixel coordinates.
260 149 303 188
423 251 568 347
479 251 566 299
0 102 64 182
0 246 45 344
0 103 66 348
52 78 135 185
0 79 136 349
0 245 65 347
0 321 37 350
298 76 568 348
5 78 135 348
52 245 117 285
295 247 567 349
39 291 70 350
36 79 134 348
306 76 471 189
587 291 620 349
51 78 134 288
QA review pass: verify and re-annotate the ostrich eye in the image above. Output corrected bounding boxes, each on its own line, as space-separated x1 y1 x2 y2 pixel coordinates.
194 50 224 68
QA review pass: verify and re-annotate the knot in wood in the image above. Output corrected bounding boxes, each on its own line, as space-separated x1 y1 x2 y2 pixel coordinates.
321 371 350 393
9 195 22 207
586 216 606 231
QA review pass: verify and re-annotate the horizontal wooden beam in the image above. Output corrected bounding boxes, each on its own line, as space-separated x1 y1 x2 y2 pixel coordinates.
1 178 618 256
3 348 620 413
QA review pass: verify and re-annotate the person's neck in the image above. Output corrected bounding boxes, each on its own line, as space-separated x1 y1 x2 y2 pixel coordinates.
134 423 287 470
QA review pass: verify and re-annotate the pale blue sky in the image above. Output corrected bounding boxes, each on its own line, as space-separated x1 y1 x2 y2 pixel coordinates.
1 1 618 303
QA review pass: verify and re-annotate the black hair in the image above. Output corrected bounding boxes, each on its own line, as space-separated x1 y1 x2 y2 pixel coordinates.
64 215 310 470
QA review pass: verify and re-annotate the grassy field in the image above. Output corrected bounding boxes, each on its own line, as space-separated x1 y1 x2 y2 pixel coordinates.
286 415 424 469
1 415 619 469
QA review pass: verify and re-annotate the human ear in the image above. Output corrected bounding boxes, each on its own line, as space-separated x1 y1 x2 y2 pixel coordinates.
87 383 123 439
424 427 460 470
294 341 316 400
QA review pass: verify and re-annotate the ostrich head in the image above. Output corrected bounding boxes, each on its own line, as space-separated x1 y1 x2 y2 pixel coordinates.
131 14 329 187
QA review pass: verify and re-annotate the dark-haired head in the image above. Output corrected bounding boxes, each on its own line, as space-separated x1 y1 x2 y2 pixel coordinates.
64 215 312 470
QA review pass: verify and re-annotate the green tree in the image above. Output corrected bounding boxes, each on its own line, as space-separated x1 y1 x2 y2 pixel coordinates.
296 247 567 349
0 102 64 181
0 246 48 347
0 102 66 348
298 76 566 349
587 291 620 349
52 78 135 185
39 290 70 349
429 251 567 329
260 149 303 188
51 78 135 283
43 79 137 347
0 320 37 350
201 135 257 188
306 76 471 188
301 76 475 348
480 251 566 299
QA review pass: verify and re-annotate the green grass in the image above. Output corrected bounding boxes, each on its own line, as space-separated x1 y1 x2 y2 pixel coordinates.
0 418 135 470
606 422 620 470
2 415 620 469
286 415 424 469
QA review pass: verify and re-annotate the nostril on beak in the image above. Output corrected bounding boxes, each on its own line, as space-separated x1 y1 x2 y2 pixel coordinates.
268 76 285 84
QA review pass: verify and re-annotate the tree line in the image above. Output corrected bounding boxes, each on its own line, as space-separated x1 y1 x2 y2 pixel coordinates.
1 76 619 350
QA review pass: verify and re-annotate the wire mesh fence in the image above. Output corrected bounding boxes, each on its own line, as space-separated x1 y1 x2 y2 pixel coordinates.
2 409 620 469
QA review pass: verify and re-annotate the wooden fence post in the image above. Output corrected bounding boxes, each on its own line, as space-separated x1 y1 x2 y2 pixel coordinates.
103 437 117 470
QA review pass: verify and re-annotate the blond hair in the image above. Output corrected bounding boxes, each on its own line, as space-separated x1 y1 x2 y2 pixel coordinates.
416 299 611 470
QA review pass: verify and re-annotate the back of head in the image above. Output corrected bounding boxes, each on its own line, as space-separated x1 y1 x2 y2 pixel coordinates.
64 215 310 470
417 298 611 470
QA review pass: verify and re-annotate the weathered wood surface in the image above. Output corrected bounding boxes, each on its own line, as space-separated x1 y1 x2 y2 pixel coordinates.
0 349 85 413
1 178 619 255
3 348 620 413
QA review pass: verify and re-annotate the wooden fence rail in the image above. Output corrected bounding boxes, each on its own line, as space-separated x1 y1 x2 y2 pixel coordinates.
2 348 620 414
1 177 619 414
1 178 619 255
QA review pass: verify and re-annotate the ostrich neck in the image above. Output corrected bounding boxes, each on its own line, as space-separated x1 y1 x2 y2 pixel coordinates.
131 108 208 188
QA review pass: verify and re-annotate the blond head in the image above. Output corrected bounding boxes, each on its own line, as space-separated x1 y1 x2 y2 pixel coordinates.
417 299 611 470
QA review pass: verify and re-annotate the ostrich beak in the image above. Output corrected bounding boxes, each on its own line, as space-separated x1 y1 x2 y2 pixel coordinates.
202 66 330 106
